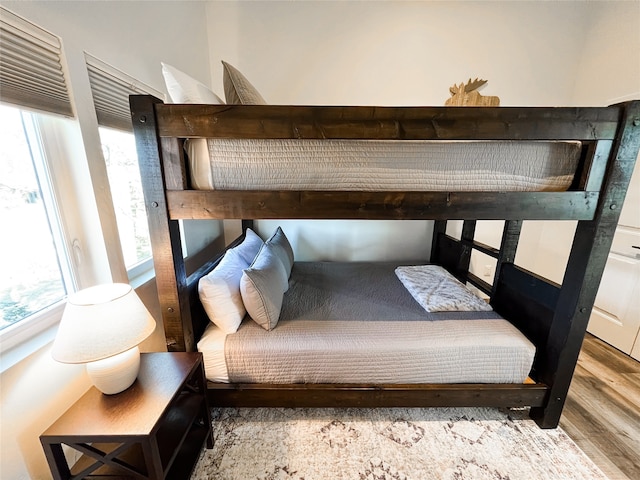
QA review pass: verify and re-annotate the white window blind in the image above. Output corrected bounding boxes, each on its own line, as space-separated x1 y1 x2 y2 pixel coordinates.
85 54 163 132
0 7 73 117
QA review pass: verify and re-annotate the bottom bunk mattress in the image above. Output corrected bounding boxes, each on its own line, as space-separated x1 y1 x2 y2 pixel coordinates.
197 261 535 384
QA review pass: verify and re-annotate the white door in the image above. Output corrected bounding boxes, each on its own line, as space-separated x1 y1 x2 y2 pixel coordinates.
587 147 640 358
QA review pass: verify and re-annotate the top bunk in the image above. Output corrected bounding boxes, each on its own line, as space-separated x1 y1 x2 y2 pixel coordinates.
129 94 640 222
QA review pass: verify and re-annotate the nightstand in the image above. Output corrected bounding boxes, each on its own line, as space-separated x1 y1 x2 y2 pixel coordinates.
40 352 213 479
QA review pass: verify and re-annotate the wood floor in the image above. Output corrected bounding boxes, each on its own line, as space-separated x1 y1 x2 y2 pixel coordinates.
560 333 640 480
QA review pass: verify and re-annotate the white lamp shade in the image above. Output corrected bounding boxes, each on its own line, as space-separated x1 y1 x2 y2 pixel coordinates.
52 283 156 364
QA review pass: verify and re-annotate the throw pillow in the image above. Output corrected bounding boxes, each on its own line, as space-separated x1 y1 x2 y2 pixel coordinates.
266 226 294 278
198 248 247 334
221 60 267 105
235 228 264 265
240 243 288 331
161 62 224 104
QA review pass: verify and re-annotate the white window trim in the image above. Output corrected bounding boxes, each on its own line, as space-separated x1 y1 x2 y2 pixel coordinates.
128 258 155 286
22 111 76 290
0 302 63 372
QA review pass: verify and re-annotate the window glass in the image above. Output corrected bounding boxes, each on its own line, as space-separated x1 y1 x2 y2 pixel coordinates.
99 127 151 269
0 105 70 330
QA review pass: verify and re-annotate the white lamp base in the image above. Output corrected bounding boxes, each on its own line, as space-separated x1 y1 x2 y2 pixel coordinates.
86 346 141 395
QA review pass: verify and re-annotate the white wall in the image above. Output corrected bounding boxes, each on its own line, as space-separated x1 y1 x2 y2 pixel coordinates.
571 1 640 106
514 0 640 283
205 0 593 261
208 0 591 107
0 2 214 479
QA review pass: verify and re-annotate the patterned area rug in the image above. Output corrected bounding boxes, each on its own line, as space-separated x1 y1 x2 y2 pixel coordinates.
191 407 607 480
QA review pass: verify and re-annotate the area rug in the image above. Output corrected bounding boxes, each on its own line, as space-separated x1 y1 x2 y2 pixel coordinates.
191 407 607 480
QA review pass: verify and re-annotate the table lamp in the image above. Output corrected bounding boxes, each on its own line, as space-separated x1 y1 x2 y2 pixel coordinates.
52 283 156 395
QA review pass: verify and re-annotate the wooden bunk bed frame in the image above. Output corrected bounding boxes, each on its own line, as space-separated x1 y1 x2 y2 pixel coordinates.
130 95 640 428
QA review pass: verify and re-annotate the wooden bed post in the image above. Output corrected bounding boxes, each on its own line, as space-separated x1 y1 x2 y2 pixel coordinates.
457 220 477 282
490 220 522 297
430 220 447 262
130 95 195 352
530 101 640 428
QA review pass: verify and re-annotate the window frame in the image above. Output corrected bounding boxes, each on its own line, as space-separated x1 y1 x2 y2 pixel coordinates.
0 109 84 368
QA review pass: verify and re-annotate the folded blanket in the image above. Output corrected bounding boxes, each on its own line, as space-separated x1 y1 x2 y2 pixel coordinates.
395 265 493 313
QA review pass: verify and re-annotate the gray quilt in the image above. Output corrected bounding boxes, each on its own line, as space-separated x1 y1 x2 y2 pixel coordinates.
224 262 535 384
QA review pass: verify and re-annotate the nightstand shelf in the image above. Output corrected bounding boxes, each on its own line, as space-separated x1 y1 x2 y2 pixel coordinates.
156 393 206 471
41 352 213 480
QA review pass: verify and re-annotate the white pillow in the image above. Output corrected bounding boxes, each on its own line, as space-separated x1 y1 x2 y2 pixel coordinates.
266 226 294 278
161 62 224 104
240 243 288 331
198 248 246 334
235 228 264 265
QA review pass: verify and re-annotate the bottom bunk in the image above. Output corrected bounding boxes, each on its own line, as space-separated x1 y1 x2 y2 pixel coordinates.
193 228 551 422
199 261 534 385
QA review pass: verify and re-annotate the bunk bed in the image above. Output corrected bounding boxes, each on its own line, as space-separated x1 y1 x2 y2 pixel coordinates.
130 94 640 428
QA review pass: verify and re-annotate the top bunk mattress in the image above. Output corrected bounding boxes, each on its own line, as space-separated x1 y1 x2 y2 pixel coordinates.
186 138 581 192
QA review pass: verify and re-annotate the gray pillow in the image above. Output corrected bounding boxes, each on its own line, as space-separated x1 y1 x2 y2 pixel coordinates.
266 226 294 278
222 60 267 105
240 243 288 331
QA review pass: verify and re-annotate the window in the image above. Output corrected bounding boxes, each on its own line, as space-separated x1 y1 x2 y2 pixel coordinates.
85 53 164 274
0 105 74 331
99 127 151 269
0 7 78 351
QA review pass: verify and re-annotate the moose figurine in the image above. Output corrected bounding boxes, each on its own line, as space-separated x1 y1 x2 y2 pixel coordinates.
446 78 500 106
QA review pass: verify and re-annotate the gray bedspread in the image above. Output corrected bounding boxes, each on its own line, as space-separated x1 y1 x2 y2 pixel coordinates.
224 262 535 384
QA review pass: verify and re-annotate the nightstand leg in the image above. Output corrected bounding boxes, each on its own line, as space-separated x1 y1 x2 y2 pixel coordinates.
142 438 164 480
196 363 214 449
40 441 71 480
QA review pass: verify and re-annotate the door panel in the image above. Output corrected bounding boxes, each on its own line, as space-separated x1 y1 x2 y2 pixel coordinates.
587 143 640 356
588 230 640 354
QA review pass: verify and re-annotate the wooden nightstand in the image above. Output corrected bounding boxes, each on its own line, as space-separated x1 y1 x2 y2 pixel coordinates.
40 352 213 479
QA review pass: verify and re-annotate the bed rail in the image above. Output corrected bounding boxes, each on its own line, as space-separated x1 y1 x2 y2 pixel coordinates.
206 382 549 409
